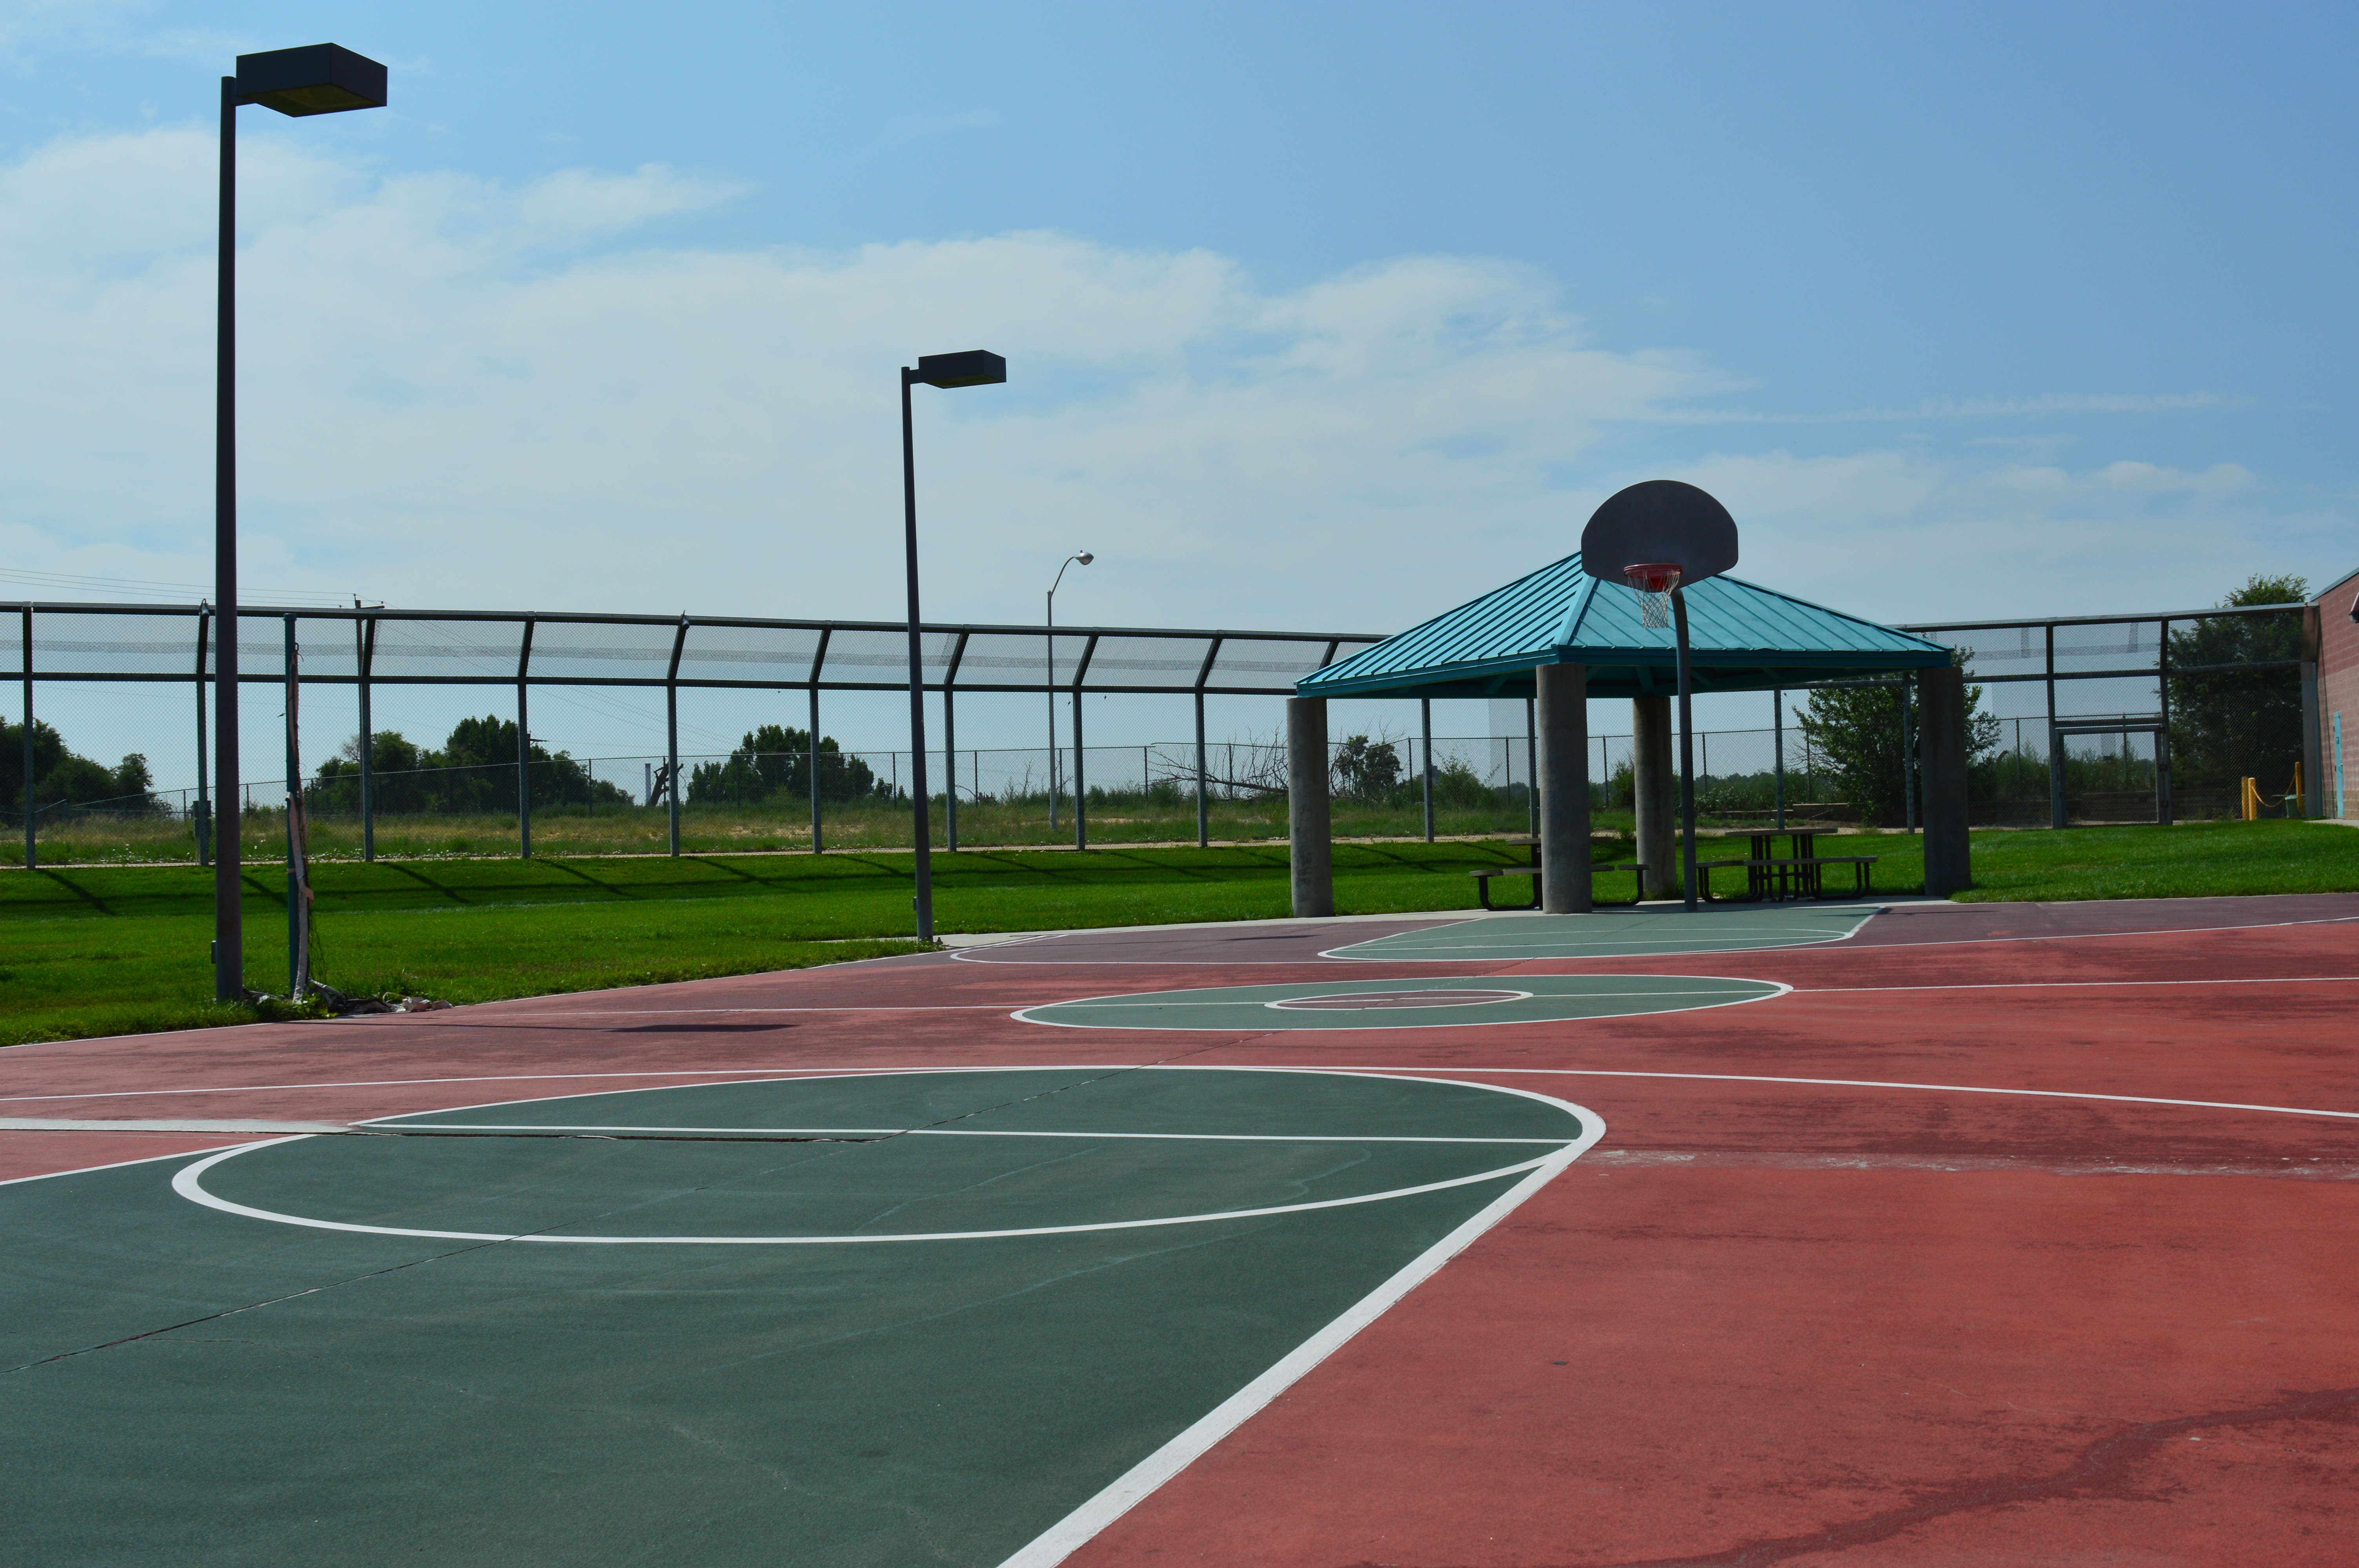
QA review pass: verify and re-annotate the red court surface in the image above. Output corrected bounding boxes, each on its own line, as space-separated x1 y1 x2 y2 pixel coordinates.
6 893 2357 1565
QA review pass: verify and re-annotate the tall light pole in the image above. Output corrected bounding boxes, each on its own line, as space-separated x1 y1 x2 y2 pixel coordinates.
214 44 388 1003
901 350 1006 943
1045 550 1093 829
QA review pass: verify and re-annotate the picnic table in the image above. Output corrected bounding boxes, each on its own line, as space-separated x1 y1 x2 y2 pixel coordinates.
1471 837 1647 909
1696 828 1876 902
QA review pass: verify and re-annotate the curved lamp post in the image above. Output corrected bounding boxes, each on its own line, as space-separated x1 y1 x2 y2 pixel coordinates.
1045 550 1093 829
214 44 388 1002
901 350 1006 942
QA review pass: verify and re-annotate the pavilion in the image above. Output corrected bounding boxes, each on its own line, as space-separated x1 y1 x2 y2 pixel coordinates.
1283 551 1969 911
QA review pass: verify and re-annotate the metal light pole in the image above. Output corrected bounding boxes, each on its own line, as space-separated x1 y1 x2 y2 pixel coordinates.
213 44 387 1003
1045 550 1093 828
1670 586 1699 912
900 350 1006 943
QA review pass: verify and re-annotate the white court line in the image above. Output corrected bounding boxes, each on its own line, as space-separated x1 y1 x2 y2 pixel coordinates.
1015 979 1788 1031
0 1143 252 1189
1798 974 2359 994
0 1068 863 1107
1293 1065 2359 1123
1045 987 1749 1006
365 1122 1568 1145
473 1005 1012 1016
949 908 2359 966
1321 909 1880 963
171 1068 1597 1245
0 1118 346 1134
994 1076 1603 1568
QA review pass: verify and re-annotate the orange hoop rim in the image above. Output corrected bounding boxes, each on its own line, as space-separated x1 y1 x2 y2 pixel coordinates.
1621 563 1683 594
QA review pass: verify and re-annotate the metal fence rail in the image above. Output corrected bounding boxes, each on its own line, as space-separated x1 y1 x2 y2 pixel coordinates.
5 599 2315 865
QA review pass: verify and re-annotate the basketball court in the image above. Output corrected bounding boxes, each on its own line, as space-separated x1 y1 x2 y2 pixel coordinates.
6 891 2357 1564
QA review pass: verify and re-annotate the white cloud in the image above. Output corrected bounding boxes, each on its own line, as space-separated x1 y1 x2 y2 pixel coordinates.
1667 450 2284 617
0 127 2338 639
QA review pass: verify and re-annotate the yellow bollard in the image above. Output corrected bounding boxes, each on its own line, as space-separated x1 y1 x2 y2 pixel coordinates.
2240 777 2258 821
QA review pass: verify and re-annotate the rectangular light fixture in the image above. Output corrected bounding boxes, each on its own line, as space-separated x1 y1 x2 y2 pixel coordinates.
913 351 1007 389
234 44 389 117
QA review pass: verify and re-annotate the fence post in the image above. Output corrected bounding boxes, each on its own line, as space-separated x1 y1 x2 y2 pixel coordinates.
1525 697 1539 840
1772 687 1785 830
1193 637 1220 850
943 685 958 851
665 616 686 857
1421 697 1435 843
356 613 375 862
194 605 212 867
20 605 34 871
2046 622 2064 829
283 615 303 993
1902 682 1917 832
808 628 829 855
1072 690 1087 849
1072 635 1098 849
516 618 534 860
2155 618 2174 826
1195 690 1210 848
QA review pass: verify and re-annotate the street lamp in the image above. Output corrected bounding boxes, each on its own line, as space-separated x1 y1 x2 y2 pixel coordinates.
1045 550 1093 829
214 44 389 1003
901 350 1006 943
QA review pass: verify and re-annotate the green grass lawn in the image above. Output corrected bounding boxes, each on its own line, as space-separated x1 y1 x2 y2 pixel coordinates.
0 840 1548 1047
3 823 2350 1048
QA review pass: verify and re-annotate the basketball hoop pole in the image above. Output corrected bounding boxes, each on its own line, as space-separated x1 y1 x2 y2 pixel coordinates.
1672 586 1699 912
1581 480 1741 913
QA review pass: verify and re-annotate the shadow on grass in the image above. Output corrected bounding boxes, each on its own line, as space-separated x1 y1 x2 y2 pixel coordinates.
36 871 113 916
385 863 468 904
541 860 637 898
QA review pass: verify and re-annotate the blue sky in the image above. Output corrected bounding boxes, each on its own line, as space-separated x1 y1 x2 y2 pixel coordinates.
2 1 2353 644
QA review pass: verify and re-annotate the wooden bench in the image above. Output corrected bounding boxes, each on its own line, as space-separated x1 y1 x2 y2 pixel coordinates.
1471 862 1648 910
1696 854 1876 903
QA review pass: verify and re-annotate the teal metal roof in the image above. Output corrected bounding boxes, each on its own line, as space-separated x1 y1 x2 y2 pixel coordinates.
1298 551 1952 700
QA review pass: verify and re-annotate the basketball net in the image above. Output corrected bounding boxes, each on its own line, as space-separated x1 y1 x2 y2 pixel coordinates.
1622 563 1682 630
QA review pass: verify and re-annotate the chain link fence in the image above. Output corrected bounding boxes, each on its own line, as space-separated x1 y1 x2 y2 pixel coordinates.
2 599 2315 864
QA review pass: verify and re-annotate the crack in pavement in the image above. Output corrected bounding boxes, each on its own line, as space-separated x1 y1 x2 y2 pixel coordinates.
1576 1383 2359 1567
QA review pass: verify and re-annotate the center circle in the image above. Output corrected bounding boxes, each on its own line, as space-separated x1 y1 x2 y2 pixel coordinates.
170 1068 1596 1247
1018 973 1788 1031
1268 989 1529 1011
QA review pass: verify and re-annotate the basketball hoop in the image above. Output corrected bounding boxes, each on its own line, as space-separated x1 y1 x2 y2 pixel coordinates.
1623 563 1681 629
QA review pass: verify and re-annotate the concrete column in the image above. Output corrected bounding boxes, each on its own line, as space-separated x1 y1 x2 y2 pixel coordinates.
1919 667 1972 896
1536 662 1591 914
1287 696 1332 917
1632 694 1675 898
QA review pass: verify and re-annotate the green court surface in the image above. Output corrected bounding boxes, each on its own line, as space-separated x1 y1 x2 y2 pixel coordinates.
1017 973 1785 1031
3 1067 1592 1567
1324 904 1880 961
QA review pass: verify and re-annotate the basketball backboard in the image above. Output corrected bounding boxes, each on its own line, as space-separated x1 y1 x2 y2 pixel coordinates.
1580 481 1739 589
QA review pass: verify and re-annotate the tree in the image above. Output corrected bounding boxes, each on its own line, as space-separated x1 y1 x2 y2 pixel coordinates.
1331 734 1403 802
311 721 624 815
687 724 881 806
1794 655 1998 826
2167 573 2307 794
0 721 160 816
